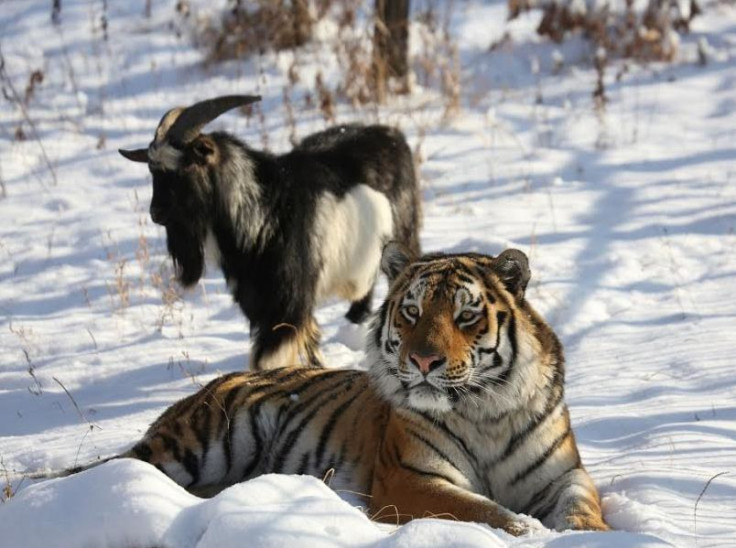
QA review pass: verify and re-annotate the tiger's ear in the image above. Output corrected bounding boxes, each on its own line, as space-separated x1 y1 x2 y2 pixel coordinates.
381 241 413 283
490 249 531 299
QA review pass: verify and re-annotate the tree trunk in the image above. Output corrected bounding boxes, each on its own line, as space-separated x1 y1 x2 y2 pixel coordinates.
373 0 410 102
52 0 62 25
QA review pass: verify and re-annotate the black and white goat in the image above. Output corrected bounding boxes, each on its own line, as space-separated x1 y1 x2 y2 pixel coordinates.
120 95 421 370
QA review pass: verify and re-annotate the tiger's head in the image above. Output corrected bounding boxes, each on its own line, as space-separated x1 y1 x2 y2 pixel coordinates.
369 243 562 418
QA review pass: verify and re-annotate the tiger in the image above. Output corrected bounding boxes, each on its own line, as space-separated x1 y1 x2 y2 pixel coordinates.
63 243 609 536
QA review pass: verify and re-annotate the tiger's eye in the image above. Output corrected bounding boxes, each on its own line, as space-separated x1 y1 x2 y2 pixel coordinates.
406 305 419 317
459 310 476 322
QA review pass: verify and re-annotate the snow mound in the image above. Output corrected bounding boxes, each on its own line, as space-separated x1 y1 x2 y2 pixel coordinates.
166 473 385 548
0 460 197 548
0 460 678 548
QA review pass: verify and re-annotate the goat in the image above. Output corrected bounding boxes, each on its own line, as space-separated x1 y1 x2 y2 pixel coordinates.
119 95 421 370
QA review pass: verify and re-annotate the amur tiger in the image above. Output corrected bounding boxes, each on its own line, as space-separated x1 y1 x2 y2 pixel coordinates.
63 243 608 536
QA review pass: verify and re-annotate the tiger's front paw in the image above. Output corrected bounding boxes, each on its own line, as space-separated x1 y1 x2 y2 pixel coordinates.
505 514 547 537
566 513 610 531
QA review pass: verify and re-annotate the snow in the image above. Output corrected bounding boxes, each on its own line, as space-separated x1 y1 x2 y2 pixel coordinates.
1 0 735 547
0 459 675 548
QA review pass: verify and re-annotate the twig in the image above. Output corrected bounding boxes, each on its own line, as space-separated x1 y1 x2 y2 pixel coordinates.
23 349 43 395
53 376 100 469
0 154 6 198
72 426 93 470
86 328 98 350
52 376 93 428
0 45 57 188
694 471 728 536
322 467 335 486
334 488 372 500
370 504 409 526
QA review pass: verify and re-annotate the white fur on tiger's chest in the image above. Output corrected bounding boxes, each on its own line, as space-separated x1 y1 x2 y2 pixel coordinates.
312 184 394 302
440 405 546 508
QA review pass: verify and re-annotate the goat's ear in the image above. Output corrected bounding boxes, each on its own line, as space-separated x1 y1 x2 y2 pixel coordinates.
190 136 216 165
381 241 413 283
489 249 531 299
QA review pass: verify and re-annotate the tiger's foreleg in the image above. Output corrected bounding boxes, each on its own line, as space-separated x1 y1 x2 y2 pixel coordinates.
370 462 542 536
541 468 609 531
370 414 544 536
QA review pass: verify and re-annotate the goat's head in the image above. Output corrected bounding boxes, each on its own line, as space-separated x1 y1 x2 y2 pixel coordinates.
120 95 261 286
120 95 261 225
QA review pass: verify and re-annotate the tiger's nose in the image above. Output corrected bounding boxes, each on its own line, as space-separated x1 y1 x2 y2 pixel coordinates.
409 352 445 374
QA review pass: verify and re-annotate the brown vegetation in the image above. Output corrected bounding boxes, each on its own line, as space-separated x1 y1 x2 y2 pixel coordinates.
509 0 701 61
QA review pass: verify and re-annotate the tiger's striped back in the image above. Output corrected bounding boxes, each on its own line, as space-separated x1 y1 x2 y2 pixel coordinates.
124 367 388 497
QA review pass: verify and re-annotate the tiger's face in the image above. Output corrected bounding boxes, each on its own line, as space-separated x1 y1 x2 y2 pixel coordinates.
369 243 534 416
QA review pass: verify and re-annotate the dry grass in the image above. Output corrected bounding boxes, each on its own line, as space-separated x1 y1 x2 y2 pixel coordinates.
190 1 461 115
151 265 185 333
0 47 57 188
203 0 313 63
168 350 208 386
9 321 43 396
1 456 19 503
509 0 701 62
413 3 460 119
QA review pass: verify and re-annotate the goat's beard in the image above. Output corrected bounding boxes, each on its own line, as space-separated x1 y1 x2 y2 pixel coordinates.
165 217 207 287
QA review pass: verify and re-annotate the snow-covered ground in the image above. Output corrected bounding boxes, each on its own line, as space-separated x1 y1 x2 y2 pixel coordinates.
1 1 735 546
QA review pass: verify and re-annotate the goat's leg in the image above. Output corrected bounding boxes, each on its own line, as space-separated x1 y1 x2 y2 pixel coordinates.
251 318 324 370
345 288 374 324
299 316 325 367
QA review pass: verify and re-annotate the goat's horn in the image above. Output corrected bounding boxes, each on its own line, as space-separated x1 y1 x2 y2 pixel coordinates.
166 95 262 146
119 148 150 163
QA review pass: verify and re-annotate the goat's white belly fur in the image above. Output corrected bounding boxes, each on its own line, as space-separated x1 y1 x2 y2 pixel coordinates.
313 185 393 302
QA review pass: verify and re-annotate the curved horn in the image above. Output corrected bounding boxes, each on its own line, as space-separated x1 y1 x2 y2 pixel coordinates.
166 95 262 146
119 148 150 163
